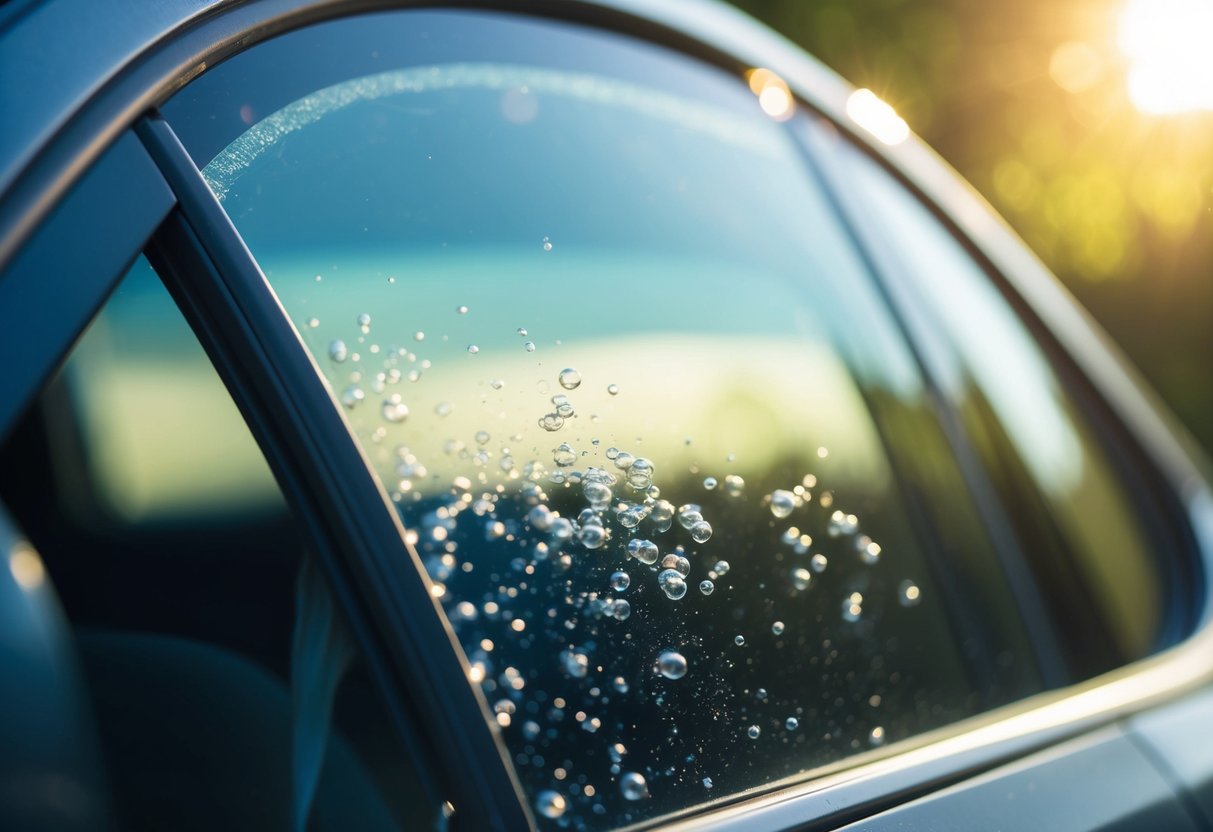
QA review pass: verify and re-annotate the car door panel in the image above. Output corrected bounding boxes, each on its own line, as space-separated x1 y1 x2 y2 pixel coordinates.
1129 687 1213 828
834 726 1198 832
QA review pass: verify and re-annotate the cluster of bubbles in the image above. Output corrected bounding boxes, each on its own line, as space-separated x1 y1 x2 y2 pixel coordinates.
304 309 933 828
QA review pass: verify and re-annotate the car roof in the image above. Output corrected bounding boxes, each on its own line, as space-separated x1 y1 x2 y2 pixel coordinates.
0 0 854 204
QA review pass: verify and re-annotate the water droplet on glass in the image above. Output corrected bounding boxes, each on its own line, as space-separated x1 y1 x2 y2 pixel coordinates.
791 567 812 590
356 312 372 330
620 772 648 801
542 236 554 252
341 385 365 408
306 317 319 328
536 790 566 819
661 554 691 577
655 650 687 680
677 504 703 529
524 341 536 353
612 599 631 621
607 383 620 396
811 553 829 573
517 327 528 337
413 331 425 341
475 430 491 445
456 305 469 315
387 276 396 284
842 592 864 622
560 649 589 678
435 401 453 417
703 777 713 789
610 571 631 592
703 476 718 490
314 274 322 282
579 524 607 549
382 394 409 423
583 480 612 510
786 717 799 731
829 510 859 537
699 579 715 596
771 621 785 636
747 725 761 739
626 458 654 491
467 344 480 355
615 505 646 529
552 443 576 467
329 339 348 363
657 569 688 600
627 538 659 565
770 489 796 519
723 474 745 497
539 412 564 432
489 378 505 390
869 726 886 746
558 368 582 390
713 559 730 576
690 520 713 543
899 580 922 607
734 635 746 646
527 505 554 531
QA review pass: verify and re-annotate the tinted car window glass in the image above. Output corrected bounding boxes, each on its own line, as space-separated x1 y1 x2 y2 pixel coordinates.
168 10 1049 827
0 256 439 830
63 256 281 522
824 135 1167 670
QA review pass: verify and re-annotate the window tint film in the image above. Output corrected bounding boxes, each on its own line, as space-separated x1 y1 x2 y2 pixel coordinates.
168 10 1047 827
821 135 1170 674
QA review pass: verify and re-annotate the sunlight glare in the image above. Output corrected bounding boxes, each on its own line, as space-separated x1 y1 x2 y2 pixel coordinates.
1119 0 1213 114
846 89 910 146
746 68 795 120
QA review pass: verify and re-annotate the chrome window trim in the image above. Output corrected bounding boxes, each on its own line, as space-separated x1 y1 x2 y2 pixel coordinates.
1 1 1210 829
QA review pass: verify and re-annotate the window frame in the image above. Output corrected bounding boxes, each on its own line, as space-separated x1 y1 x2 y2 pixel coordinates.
0 130 174 440
0 1 1210 831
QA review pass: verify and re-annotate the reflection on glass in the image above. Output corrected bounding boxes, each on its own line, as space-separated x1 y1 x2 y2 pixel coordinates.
67 257 281 521
832 137 1162 662
189 11 1035 828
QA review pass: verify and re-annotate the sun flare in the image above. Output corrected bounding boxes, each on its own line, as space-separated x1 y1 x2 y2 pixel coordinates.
1119 0 1213 115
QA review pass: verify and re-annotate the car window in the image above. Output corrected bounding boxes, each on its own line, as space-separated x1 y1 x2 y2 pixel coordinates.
0 255 440 830
61 256 282 522
164 9 1081 828
820 134 1171 672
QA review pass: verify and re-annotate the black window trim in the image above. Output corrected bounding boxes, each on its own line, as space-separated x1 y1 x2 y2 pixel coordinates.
0 129 174 443
135 113 528 831
0 1 1211 831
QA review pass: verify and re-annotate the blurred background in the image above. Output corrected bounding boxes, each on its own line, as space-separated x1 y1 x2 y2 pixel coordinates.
732 0 1213 456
